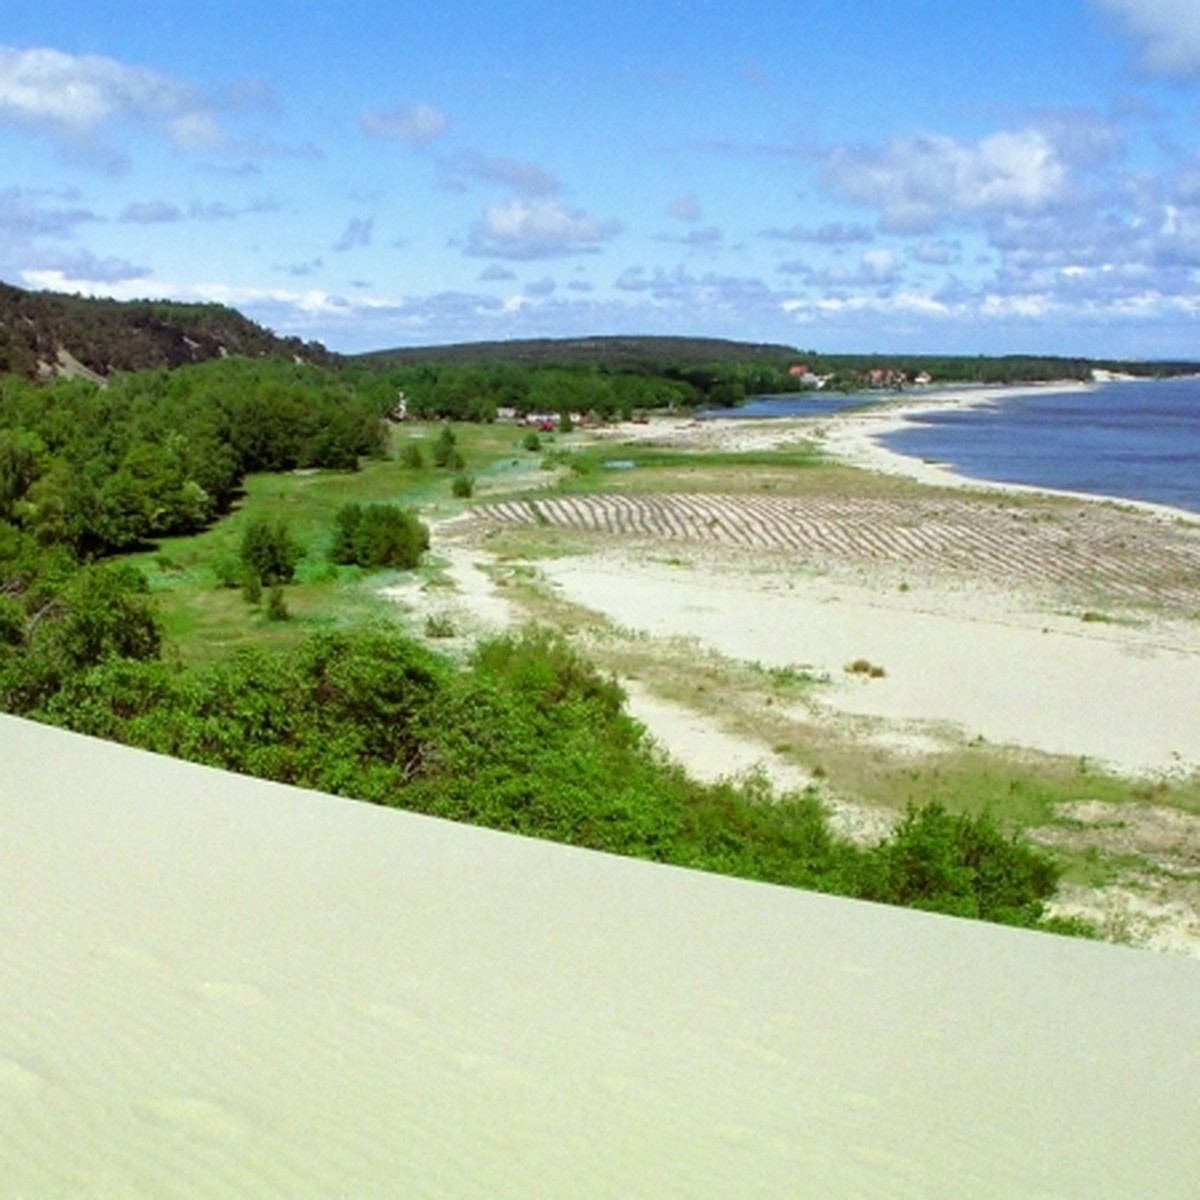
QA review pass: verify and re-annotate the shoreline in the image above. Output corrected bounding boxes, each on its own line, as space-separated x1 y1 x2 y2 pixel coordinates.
813 381 1200 524
643 381 1200 525
417 402 1200 951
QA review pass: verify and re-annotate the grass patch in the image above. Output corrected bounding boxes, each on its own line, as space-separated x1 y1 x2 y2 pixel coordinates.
120 422 522 664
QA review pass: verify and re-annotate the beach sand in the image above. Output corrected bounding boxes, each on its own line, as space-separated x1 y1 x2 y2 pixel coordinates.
3 714 1198 1196
457 387 1200 777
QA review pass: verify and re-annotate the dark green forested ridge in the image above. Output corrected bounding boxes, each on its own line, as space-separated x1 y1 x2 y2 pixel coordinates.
0 280 337 378
357 333 1200 389
358 334 805 370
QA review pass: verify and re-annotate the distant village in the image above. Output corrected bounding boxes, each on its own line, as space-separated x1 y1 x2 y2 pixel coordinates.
788 362 933 390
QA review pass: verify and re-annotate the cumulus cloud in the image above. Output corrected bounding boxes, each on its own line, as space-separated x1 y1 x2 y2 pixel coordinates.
182 198 282 222
785 248 901 288
859 248 899 283
1096 0 1200 77
609 265 781 314
23 248 150 288
285 257 324 278
823 128 1071 232
0 45 227 154
911 238 959 266
478 264 516 282
359 101 449 146
667 194 703 223
658 225 723 247
467 199 619 259
0 186 96 238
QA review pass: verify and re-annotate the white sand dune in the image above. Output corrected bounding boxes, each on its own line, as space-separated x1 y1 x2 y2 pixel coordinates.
4 714 1198 1196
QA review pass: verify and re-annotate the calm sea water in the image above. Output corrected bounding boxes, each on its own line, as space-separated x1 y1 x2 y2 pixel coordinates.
882 378 1200 515
703 379 1200 515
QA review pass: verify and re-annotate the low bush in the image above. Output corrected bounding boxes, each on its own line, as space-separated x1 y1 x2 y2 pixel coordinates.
240 518 300 585
330 502 429 570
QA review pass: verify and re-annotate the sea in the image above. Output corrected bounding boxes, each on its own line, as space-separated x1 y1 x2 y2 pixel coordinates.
700 378 1200 516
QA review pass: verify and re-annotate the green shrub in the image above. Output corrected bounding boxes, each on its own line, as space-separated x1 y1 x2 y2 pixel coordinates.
860 801 1060 926
213 555 244 588
266 583 289 621
331 502 429 570
432 424 457 469
241 571 262 605
240 518 300 585
451 473 474 498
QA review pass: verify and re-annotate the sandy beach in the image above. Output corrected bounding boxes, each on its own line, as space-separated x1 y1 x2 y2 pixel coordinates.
392 386 1200 951
450 385 1200 777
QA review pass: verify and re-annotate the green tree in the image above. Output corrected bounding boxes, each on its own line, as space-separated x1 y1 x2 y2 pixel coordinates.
432 424 462 469
240 518 301 585
330 503 429 570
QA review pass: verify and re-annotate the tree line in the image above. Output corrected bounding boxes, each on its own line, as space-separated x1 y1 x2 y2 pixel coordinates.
0 357 385 559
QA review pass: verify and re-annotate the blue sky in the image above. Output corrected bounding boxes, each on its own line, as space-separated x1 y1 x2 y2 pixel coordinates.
3 1 1200 356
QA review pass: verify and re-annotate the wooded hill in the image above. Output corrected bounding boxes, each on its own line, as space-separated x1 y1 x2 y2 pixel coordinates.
0 281 337 379
357 334 804 371
361 335 1200 385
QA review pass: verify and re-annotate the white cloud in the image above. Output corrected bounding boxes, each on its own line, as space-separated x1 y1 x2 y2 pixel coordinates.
1096 0 1200 77
789 247 901 289
22 249 150 288
0 45 225 153
761 221 874 245
165 112 226 152
911 238 958 266
359 101 449 146
0 186 96 238
860 248 899 283
824 129 1070 232
467 199 619 259
658 225 723 247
